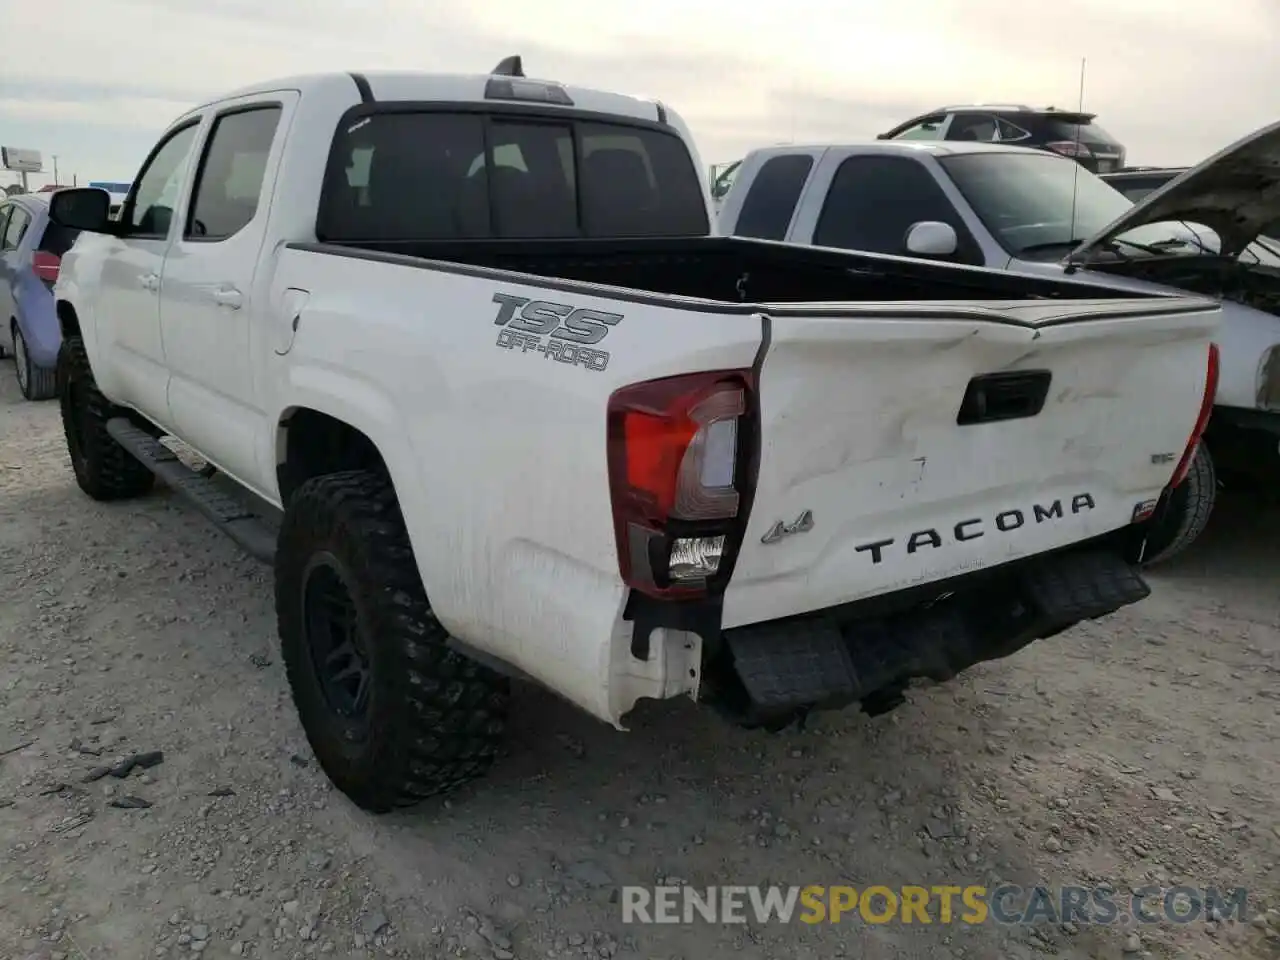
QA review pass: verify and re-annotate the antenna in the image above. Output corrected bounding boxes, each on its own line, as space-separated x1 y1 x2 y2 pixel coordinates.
789 76 797 144
1065 57 1086 271
491 56 524 77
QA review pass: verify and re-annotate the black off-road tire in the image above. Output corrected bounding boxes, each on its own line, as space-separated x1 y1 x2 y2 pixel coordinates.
14 323 57 401
276 469 510 813
56 336 155 500
1143 443 1216 566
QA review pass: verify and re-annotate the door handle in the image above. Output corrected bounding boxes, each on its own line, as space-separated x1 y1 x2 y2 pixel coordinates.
212 286 243 309
140 272 160 292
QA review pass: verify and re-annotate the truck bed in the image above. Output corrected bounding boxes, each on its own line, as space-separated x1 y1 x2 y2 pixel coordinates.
290 234 1173 309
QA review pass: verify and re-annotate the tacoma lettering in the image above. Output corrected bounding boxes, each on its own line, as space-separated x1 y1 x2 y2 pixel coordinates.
854 494 1096 565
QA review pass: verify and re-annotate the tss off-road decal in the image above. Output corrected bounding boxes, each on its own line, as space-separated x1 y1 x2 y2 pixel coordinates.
490 292 622 372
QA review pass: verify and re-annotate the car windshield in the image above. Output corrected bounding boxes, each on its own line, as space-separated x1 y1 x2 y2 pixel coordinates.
938 152 1246 262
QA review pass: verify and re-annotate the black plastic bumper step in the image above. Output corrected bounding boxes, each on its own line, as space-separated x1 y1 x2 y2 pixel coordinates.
106 418 276 563
724 549 1150 716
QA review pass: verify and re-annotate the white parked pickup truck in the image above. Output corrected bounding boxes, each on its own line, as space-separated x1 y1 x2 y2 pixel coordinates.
717 128 1280 563
47 59 1220 813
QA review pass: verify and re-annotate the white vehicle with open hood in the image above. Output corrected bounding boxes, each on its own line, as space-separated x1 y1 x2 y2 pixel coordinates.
46 59 1219 813
718 120 1280 563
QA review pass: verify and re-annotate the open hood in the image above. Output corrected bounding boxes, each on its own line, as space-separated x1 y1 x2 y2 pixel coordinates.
1067 118 1280 265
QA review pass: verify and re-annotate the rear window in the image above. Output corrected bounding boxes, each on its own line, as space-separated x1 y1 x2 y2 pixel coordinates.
1041 116 1121 147
318 110 709 242
37 220 80 257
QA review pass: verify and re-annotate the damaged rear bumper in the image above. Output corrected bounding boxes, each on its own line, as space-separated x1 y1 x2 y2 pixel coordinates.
711 547 1149 724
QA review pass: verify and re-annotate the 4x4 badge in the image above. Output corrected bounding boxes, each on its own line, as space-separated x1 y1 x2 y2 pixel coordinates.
761 510 815 545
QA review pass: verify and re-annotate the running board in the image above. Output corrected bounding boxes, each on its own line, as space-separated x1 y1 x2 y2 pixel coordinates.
105 418 277 563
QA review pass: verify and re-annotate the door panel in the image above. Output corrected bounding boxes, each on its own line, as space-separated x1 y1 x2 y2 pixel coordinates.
97 120 204 421
160 94 295 493
0 204 31 323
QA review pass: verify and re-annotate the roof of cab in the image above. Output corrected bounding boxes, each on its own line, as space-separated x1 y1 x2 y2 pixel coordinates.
199 70 668 126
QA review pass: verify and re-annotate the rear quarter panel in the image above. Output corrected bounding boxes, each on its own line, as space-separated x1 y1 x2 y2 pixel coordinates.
268 248 763 722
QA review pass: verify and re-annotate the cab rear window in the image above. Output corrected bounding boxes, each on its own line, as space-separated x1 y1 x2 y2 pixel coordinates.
317 110 709 242
1043 118 1121 146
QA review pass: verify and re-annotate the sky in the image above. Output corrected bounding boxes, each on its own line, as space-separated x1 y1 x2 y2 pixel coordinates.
1 0 1277 188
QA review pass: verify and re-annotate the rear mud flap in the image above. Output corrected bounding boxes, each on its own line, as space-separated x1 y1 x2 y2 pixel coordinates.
721 549 1150 721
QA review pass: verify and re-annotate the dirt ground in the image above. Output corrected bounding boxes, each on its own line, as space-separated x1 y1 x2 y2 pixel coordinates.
1 363 1277 960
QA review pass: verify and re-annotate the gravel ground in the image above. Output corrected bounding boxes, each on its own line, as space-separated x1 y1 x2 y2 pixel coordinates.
1 363 1278 960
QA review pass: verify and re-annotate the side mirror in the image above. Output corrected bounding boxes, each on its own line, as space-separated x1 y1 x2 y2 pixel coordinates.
904 220 958 258
49 188 113 233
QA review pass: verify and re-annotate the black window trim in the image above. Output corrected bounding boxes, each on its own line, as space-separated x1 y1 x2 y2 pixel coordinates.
119 117 204 241
316 100 709 243
0 203 13 251
812 154 983 265
183 100 285 244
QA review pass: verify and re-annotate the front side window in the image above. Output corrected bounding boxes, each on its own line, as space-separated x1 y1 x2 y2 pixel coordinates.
126 122 201 238
889 116 946 141
186 106 282 240
318 110 709 242
813 155 976 261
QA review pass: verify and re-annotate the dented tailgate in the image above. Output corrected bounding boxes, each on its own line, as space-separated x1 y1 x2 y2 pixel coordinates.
721 295 1221 629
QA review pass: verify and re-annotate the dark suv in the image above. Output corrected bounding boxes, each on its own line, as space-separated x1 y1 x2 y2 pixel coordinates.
878 104 1127 173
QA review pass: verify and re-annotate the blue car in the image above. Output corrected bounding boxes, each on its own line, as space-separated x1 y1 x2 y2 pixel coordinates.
0 193 80 400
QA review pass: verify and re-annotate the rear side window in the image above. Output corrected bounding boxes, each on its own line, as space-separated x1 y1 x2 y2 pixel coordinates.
318 110 709 242
1 206 31 251
732 154 813 240
187 106 282 240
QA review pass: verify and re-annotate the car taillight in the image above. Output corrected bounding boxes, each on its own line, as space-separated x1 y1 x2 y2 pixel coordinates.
1045 140 1093 159
606 369 756 599
1169 343 1220 488
32 251 61 291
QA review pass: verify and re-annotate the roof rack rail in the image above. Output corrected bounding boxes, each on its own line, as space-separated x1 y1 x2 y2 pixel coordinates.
934 103 1032 113
490 56 525 78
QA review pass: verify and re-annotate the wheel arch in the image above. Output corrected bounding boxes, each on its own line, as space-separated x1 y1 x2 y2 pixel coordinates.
275 405 397 506
56 300 81 341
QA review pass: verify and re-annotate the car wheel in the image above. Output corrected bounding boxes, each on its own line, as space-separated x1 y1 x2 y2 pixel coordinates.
13 322 57 401
275 469 510 813
56 336 156 500
1143 443 1217 566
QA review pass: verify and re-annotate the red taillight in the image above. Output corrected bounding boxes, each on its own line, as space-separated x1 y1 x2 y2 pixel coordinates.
1045 140 1093 159
32 251 61 289
607 370 755 599
1169 343 1220 489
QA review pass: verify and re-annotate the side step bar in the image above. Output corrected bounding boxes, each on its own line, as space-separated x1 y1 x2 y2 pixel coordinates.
105 418 276 563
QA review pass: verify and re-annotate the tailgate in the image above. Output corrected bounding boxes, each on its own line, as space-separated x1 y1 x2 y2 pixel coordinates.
721 296 1220 629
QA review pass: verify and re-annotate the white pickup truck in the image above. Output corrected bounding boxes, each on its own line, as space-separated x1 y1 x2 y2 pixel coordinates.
47 60 1219 813
717 128 1280 562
